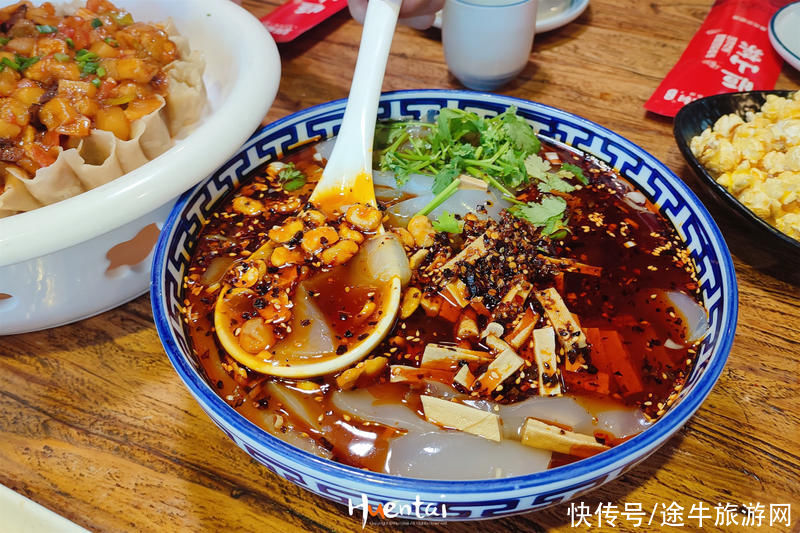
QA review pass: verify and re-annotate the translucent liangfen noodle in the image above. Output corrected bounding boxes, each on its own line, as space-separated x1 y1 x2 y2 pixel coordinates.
331 388 650 479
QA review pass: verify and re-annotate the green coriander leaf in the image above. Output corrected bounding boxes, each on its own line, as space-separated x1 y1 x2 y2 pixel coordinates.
560 162 588 185
12 55 40 71
509 195 567 230
432 211 462 234
498 106 540 153
36 24 58 34
450 141 476 159
524 154 551 180
543 213 569 237
540 173 575 193
435 107 480 145
91 18 103 28
278 163 306 191
392 164 411 187
0 37 10 46
432 166 459 194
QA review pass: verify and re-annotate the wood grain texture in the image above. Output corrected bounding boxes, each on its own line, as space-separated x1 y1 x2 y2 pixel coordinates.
2 1 799 531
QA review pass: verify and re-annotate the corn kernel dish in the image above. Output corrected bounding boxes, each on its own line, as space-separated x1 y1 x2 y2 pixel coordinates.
0 0 205 218
690 91 800 241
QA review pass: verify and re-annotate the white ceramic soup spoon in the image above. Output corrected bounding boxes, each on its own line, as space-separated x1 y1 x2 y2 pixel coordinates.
215 0 408 378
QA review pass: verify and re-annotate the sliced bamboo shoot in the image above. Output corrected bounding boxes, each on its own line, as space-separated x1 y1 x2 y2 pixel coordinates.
389 364 454 384
453 365 475 389
473 340 525 394
458 174 489 190
438 234 488 276
421 344 492 367
481 321 504 339
420 395 501 442
501 279 533 305
520 418 609 458
457 313 480 339
533 327 562 396
444 279 470 308
505 308 539 349
537 255 602 276
535 287 587 353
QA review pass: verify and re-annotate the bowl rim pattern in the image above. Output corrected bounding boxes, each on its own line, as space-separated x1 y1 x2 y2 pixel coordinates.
152 89 737 512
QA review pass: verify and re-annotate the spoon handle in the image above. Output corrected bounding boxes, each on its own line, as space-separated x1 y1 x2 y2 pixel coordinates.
311 0 401 208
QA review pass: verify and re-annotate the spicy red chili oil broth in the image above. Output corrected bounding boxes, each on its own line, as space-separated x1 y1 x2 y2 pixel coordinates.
182 138 703 473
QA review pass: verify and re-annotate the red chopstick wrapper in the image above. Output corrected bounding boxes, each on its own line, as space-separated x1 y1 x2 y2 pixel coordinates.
645 0 792 117
261 0 348 43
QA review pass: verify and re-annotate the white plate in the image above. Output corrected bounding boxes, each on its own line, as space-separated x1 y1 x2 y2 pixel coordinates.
0 0 281 334
769 1 800 73
0 485 89 533
433 0 589 33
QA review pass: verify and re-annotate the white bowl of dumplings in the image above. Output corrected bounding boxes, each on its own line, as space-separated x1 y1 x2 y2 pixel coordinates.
0 0 281 335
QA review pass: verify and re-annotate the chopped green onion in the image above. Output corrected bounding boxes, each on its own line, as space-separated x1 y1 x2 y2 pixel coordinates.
3 55 40 72
53 52 70 62
91 78 101 88
96 66 106 77
65 37 75 48
0 57 18 71
0 37 9 46
36 24 58 33
91 18 103 28
104 37 118 47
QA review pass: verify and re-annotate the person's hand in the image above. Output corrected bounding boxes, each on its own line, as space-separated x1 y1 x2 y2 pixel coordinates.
348 0 445 30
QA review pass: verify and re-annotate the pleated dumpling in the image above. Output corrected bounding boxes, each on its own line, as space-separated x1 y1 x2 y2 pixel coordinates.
0 170 43 217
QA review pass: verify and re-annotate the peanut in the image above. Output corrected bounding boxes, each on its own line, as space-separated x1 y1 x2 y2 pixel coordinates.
301 226 339 254
408 215 435 247
338 223 364 244
392 227 414 248
270 245 304 267
345 204 382 232
268 218 304 243
400 287 422 319
301 209 327 227
320 239 359 266
238 318 275 354
232 196 264 216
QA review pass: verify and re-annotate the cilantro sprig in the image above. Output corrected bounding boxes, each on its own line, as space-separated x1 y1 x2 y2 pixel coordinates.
376 107 590 238
277 163 306 192
431 211 462 234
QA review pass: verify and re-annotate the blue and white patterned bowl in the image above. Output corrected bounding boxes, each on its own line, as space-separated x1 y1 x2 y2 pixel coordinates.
151 90 737 520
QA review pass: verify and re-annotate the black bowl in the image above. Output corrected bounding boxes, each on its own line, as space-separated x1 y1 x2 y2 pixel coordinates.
674 90 800 266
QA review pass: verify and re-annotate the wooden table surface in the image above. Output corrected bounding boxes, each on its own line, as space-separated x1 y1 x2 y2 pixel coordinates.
2 1 799 531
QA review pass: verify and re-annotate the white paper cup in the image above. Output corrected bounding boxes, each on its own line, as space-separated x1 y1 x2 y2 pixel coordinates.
442 0 538 90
